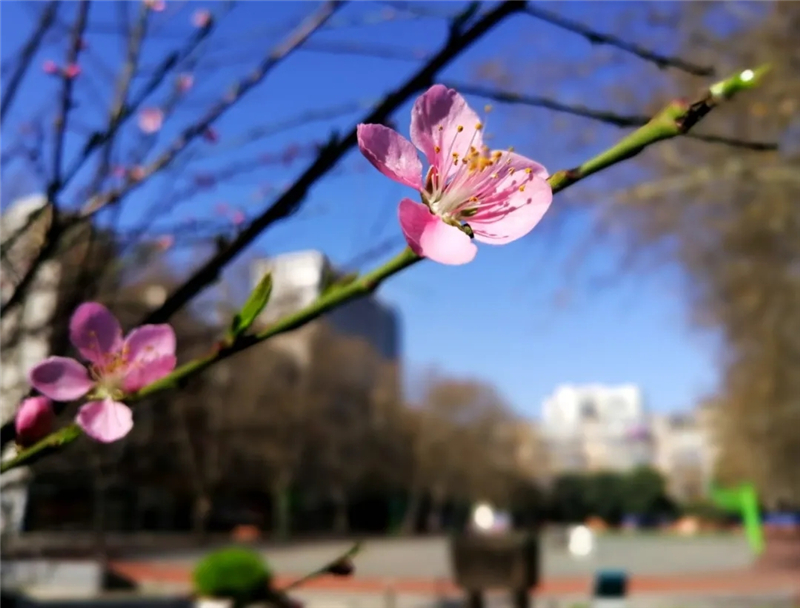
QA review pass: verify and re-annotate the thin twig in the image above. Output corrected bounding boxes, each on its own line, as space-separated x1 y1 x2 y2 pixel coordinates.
449 82 779 151
0 1 61 122
79 0 345 218
523 4 715 76
89 1 150 196
51 0 90 193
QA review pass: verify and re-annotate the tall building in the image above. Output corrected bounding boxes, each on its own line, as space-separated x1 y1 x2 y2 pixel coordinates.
541 384 654 473
652 408 717 501
1 195 60 537
250 249 401 381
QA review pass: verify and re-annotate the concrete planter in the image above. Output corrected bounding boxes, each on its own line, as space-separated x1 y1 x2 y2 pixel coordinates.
449 531 540 591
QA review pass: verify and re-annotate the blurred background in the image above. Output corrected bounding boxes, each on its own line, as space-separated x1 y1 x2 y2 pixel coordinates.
1 0 798 606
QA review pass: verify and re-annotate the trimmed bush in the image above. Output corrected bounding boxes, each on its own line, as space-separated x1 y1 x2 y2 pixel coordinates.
193 546 272 606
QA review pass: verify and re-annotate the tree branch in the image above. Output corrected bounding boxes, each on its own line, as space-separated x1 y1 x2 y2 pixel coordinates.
449 82 778 151
523 4 715 76
0 1 60 122
0 66 765 473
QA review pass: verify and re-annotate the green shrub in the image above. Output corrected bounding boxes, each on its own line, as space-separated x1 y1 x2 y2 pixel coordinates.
192 546 272 606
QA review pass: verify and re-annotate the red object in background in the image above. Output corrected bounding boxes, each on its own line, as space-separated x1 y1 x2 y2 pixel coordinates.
231 524 260 542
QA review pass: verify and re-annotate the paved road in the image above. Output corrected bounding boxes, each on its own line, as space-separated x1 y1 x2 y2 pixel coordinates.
148 534 755 578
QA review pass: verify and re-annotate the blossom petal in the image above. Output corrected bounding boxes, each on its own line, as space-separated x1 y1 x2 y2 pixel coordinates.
122 355 177 393
469 176 552 245
29 357 93 401
124 324 176 362
357 124 422 190
410 84 483 176
70 302 123 364
76 399 134 443
398 198 477 265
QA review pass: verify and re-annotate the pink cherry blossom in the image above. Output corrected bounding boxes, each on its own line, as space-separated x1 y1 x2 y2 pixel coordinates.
28 302 176 443
177 72 194 93
15 396 54 448
357 84 552 265
138 107 164 134
231 210 245 225
192 8 212 28
42 60 59 75
63 63 81 79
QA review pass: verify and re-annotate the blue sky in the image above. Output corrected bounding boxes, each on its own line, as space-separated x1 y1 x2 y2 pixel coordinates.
1 1 720 418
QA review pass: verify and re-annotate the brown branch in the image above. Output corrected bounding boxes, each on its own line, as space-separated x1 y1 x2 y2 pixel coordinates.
78 0 345 218
0 1 61 122
523 4 715 76
88 1 150 197
140 1 524 325
51 0 91 194
450 82 779 151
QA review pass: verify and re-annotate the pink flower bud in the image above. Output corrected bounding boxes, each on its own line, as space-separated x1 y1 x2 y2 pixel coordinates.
202 126 219 144
156 235 174 251
63 63 81 79
15 396 54 448
138 107 164 134
177 72 194 93
192 9 211 28
231 210 245 225
129 166 146 181
42 60 59 75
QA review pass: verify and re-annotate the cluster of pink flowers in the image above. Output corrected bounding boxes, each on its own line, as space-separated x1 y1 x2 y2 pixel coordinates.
16 303 176 446
357 84 552 265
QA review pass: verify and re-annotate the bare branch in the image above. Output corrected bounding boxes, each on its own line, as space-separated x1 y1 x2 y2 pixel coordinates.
78 1 344 218
0 1 60 123
523 4 715 76
51 0 91 193
450 82 779 151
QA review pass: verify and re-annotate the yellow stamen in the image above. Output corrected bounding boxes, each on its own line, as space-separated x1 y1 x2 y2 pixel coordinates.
434 145 441 153
457 125 464 132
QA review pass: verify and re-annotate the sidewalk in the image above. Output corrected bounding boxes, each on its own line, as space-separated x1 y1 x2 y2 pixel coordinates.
111 561 800 598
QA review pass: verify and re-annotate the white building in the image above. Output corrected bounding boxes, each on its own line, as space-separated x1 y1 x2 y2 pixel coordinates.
0 195 61 537
250 250 400 367
652 409 717 500
541 384 654 473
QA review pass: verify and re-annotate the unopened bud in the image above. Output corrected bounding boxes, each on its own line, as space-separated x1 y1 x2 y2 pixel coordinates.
16 396 54 448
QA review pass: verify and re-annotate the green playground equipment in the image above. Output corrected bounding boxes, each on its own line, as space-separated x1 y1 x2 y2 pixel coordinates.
709 482 764 554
